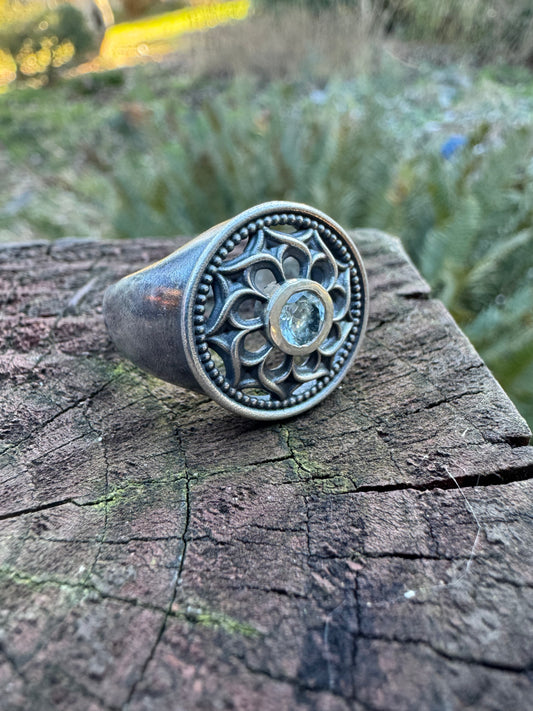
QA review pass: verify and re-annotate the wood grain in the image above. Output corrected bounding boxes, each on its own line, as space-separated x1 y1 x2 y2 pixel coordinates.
1 232 532 711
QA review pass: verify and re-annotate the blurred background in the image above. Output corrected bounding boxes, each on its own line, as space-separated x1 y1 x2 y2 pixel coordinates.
1 0 532 425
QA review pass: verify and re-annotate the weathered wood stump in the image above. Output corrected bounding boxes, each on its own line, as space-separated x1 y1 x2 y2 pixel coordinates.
1 231 532 711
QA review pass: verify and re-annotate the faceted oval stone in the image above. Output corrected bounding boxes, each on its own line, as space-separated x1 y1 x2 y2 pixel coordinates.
279 291 326 347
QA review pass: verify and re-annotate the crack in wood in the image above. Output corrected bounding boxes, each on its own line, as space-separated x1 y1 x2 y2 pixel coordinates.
357 634 533 675
121 423 191 709
0 378 118 458
2 234 532 710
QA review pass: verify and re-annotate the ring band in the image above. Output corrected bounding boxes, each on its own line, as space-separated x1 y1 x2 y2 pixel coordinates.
103 201 368 420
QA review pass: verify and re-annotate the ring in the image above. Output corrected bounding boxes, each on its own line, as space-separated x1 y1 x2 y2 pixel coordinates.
103 201 368 420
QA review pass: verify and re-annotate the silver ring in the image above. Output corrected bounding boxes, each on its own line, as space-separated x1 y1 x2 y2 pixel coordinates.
103 201 368 420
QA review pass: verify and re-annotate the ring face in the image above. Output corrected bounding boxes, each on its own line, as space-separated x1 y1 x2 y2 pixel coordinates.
187 203 368 419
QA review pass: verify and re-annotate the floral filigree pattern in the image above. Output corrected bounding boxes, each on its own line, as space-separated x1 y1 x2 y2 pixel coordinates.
197 221 359 405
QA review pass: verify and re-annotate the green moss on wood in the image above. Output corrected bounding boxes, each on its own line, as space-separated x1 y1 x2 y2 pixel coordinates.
181 604 261 638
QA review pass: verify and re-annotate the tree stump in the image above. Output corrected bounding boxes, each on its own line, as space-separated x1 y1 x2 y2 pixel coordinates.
1 231 532 711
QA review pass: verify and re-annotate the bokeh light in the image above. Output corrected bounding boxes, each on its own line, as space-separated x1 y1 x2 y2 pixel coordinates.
0 0 251 87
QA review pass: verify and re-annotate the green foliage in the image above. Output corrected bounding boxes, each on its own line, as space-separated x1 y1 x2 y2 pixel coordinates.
1 55 532 424
252 0 533 63
113 83 397 238
254 0 358 10
389 128 533 420
386 0 533 62
467 284 533 424
394 128 533 320
112 82 533 425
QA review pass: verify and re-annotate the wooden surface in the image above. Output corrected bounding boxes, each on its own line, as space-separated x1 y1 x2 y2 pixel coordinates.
1 232 532 711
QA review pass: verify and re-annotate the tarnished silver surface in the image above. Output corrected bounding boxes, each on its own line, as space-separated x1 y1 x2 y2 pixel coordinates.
103 201 369 420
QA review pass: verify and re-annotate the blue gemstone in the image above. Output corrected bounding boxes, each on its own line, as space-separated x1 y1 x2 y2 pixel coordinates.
279 291 325 347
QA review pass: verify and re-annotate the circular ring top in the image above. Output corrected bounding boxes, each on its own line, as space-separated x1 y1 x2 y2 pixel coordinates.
185 201 368 420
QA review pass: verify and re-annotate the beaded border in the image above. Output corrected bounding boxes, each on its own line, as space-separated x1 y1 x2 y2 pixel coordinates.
192 211 365 412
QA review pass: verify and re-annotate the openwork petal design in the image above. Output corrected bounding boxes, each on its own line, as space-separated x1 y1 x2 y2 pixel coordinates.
292 352 329 382
208 330 247 387
306 232 339 291
258 354 294 400
206 223 355 396
194 209 366 413
206 287 264 336
263 227 313 271
249 263 285 295
318 321 353 357
219 252 284 285
241 342 272 368
330 268 352 321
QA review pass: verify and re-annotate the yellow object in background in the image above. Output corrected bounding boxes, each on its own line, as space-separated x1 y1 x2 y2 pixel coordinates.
0 0 250 86
99 0 250 68
0 48 16 89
